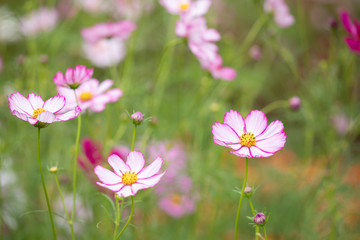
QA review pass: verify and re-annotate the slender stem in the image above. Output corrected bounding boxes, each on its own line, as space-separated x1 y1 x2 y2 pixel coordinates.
113 196 122 240
234 157 249 240
116 196 134 240
131 125 137 151
37 128 57 240
260 100 288 115
54 174 75 240
263 226 268 240
247 198 259 240
71 91 82 223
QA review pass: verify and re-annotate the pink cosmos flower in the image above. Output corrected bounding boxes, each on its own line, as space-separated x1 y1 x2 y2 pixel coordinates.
78 138 103 172
114 0 154 21
212 109 286 158
340 11 360 54
20 7 58 37
8 92 81 128
81 21 136 68
264 0 294 28
94 151 166 198
53 65 94 89
158 192 196 218
159 0 211 20
199 54 236 81
57 78 123 113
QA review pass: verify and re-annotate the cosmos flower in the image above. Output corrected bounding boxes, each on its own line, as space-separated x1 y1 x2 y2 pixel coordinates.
81 21 136 68
8 92 81 128
340 11 360 54
20 7 58 37
95 151 166 198
57 78 122 113
159 0 211 20
53 65 94 89
78 138 104 173
263 0 294 28
212 109 286 158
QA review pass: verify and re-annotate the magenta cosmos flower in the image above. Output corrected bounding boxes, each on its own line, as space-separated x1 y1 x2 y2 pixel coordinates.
57 78 122 113
8 92 81 128
212 109 286 158
341 11 360 54
94 151 166 198
53 65 94 89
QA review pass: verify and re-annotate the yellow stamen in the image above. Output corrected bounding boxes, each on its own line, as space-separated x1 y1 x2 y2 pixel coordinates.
80 92 93 101
240 132 256 147
121 171 138 185
32 108 46 119
179 2 190 11
171 194 182 205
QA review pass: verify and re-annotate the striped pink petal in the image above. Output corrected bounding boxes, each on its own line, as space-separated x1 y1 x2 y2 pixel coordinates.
244 110 268 136
28 93 44 109
126 151 145 174
108 154 129 176
137 157 163 179
94 165 122 185
43 95 66 113
223 109 245 136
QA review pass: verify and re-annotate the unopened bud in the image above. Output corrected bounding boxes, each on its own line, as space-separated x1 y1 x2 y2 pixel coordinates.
254 212 266 226
131 112 144 125
289 96 301 111
49 166 58 174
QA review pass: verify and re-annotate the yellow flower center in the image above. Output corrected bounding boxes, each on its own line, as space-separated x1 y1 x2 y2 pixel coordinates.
121 171 138 185
80 92 93 101
171 194 182 205
240 132 256 147
32 108 46 119
179 2 190 11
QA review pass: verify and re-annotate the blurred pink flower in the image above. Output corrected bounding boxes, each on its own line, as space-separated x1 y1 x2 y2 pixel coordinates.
147 141 187 182
264 0 294 28
20 7 58 37
78 138 103 171
331 113 352 136
8 92 80 128
115 0 154 20
340 11 360 54
158 191 196 218
57 78 122 113
81 21 136 68
212 109 286 158
159 0 211 19
110 145 130 161
94 151 166 198
249 45 262 61
77 0 112 13
176 17 236 80
53 65 94 89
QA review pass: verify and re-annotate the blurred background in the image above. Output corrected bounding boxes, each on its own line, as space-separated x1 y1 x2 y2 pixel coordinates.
1 0 360 239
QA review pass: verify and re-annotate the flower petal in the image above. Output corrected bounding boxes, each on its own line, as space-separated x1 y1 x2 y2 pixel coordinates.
137 157 163 179
94 165 122 184
97 182 124 192
255 132 286 154
248 146 273 158
257 120 284 141
230 146 251 158
95 79 113 95
126 151 145 174
116 185 134 198
212 122 240 148
137 171 166 188
223 109 245 136
43 95 65 113
244 110 268 136
37 111 56 123
8 92 34 116
108 154 129 176
54 106 81 121
28 93 44 109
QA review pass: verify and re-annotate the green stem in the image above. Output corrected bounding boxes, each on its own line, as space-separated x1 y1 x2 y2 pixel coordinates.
37 128 57 240
116 196 134 240
247 198 259 240
113 196 123 240
131 125 137 151
234 157 249 240
54 174 75 240
71 91 82 223
260 100 288 114
263 226 268 240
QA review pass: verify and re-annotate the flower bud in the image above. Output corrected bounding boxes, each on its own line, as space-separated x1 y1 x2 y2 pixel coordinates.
254 212 266 226
328 18 338 30
131 112 144 126
49 166 58 174
289 96 301 111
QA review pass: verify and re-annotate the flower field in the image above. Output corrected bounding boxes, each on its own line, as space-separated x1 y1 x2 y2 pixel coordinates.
1 0 360 239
